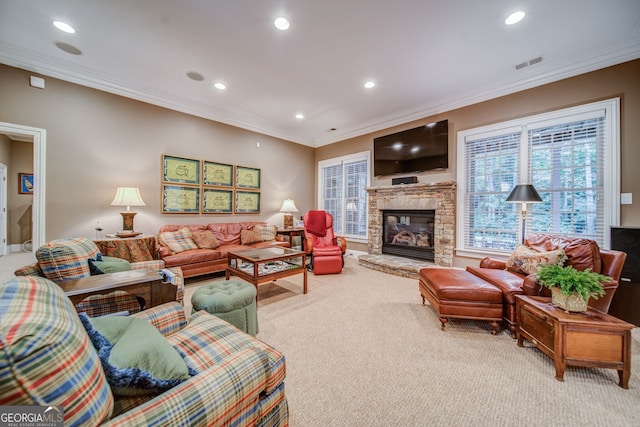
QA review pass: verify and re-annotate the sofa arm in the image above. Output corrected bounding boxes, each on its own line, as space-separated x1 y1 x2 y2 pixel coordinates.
303 236 313 254
131 260 165 271
521 274 547 297
105 347 269 427
130 301 188 336
479 257 507 270
14 263 44 277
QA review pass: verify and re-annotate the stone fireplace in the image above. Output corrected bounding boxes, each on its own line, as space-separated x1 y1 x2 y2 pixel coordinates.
366 181 456 267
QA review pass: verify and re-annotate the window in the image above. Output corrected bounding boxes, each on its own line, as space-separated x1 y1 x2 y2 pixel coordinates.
457 98 619 257
318 151 370 240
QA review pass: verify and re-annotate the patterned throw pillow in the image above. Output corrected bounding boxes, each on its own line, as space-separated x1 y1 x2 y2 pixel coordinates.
158 227 198 254
191 230 220 249
506 245 567 275
240 224 277 245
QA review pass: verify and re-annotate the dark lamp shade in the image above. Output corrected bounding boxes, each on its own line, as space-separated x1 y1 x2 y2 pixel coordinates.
506 184 542 203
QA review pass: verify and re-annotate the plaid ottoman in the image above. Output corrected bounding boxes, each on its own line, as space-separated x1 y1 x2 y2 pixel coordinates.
191 280 258 336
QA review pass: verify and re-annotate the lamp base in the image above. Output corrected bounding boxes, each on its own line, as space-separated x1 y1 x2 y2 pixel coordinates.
283 213 293 229
120 211 137 231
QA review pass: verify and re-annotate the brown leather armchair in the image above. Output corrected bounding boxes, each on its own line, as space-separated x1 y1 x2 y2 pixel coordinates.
466 233 627 335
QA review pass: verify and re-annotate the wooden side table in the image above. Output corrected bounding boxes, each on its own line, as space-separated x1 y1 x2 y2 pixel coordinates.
277 227 305 250
59 269 175 309
515 295 634 388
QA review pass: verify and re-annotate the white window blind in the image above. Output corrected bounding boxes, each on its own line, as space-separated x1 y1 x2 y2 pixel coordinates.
318 151 370 239
457 98 619 257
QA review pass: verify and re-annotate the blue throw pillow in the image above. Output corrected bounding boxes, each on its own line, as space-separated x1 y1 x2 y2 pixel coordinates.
79 313 191 396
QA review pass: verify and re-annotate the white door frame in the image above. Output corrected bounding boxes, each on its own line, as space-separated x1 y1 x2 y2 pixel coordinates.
0 122 46 253
0 163 6 256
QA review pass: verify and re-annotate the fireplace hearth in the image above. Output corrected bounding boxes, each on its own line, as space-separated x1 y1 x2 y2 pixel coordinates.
383 210 435 261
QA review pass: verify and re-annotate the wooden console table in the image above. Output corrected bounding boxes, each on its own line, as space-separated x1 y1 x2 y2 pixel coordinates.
515 295 634 388
59 269 175 309
277 227 305 250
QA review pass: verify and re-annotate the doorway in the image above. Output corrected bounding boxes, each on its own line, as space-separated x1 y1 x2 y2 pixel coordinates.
0 122 46 254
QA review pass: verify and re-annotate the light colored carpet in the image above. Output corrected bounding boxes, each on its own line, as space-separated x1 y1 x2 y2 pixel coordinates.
184 256 640 427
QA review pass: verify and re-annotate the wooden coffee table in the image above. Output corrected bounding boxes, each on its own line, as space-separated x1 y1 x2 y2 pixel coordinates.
226 247 307 298
515 295 635 388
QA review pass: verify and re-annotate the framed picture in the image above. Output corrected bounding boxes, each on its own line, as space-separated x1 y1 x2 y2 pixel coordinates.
235 166 261 189
202 188 233 213
235 191 261 214
162 184 200 213
162 154 201 185
203 161 233 187
18 173 34 194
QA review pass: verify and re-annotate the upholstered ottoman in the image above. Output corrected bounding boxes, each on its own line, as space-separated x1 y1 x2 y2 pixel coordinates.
419 268 503 334
191 280 258 336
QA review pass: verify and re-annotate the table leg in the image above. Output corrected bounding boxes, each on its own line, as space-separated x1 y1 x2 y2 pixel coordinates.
303 254 308 294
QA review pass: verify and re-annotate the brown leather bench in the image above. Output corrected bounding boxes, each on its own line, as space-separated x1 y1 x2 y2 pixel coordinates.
419 268 503 334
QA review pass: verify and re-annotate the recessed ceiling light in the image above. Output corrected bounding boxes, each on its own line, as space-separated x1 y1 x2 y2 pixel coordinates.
364 81 376 89
274 17 290 31
505 11 525 25
53 21 75 33
295 113 304 119
214 82 226 90
54 41 82 55
186 71 204 81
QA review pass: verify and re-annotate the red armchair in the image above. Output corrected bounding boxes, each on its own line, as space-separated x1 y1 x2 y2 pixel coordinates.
302 210 347 274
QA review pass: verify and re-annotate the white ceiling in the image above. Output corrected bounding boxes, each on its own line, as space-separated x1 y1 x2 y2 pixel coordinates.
1 0 639 147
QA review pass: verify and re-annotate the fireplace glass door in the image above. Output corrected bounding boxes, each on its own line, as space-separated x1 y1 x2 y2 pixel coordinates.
383 210 435 261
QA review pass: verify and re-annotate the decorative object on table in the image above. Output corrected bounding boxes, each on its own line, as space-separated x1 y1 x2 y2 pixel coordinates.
536 264 610 312
235 165 261 189
506 183 542 244
18 172 34 194
111 187 146 237
279 198 299 228
203 161 233 187
94 220 104 239
202 188 233 213
161 184 200 213
235 191 260 214
162 154 200 185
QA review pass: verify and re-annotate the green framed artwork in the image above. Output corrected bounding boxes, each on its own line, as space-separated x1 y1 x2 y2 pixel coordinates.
162 184 200 213
163 154 201 185
202 188 233 213
235 191 261 214
203 161 233 187
235 166 261 189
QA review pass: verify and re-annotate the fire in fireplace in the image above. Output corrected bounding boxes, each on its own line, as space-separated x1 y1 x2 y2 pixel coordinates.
382 210 435 261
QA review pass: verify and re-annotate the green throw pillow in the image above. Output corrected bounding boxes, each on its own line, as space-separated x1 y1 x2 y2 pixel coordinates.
89 256 132 275
79 313 191 396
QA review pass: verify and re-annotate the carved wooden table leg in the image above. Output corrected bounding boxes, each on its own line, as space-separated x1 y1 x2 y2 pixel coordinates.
439 317 448 331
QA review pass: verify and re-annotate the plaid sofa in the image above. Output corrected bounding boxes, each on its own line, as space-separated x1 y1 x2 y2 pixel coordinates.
0 276 289 426
14 237 184 315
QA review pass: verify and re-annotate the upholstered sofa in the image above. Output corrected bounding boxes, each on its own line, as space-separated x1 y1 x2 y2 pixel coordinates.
14 236 184 315
466 233 627 334
0 276 289 426
158 222 290 278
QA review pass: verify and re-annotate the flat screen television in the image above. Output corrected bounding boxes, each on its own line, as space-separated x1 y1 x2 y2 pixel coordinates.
373 119 448 177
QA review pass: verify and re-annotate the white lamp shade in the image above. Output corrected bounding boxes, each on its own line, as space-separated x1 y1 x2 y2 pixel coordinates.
279 198 298 213
111 187 146 210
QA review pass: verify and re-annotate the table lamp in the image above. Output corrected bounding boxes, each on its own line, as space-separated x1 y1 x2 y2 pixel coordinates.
506 184 542 244
111 187 146 236
279 198 298 228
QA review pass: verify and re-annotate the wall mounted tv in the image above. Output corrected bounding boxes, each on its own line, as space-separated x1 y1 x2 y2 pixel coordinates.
373 119 448 177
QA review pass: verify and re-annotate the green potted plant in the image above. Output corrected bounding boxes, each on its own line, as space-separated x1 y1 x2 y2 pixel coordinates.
536 264 610 312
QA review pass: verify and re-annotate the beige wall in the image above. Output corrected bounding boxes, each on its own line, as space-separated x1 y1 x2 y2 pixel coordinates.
0 64 315 241
317 59 640 257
